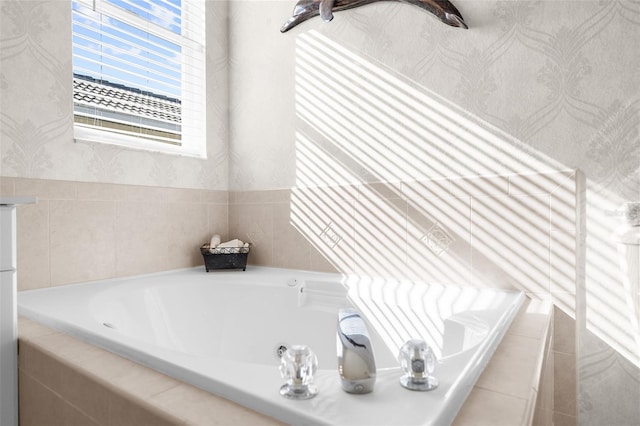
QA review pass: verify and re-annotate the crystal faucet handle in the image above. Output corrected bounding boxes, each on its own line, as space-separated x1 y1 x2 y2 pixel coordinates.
279 345 319 399
398 339 439 391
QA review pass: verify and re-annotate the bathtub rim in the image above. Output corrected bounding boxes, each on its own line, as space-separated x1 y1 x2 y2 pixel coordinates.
18 266 526 426
17 296 551 426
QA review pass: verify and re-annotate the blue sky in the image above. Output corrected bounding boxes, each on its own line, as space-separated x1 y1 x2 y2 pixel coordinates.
72 0 183 99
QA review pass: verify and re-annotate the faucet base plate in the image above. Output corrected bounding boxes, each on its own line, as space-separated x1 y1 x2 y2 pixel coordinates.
399 375 439 391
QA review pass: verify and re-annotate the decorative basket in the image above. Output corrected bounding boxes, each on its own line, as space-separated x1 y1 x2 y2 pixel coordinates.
200 244 250 272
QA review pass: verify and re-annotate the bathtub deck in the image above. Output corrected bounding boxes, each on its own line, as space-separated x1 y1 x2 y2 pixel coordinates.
17 298 552 426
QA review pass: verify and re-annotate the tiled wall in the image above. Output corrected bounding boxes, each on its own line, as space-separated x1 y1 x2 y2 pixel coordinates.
553 307 577 424
0 177 228 290
229 171 577 296
533 306 554 426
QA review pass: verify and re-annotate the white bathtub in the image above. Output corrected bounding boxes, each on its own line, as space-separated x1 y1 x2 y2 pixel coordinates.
18 267 524 425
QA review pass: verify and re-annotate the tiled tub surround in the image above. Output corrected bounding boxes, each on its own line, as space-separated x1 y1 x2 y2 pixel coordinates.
18 297 552 426
0 172 576 297
18 267 524 425
0 177 229 290
228 170 577 300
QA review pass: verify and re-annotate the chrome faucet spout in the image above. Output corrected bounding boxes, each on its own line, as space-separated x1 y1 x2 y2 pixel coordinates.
336 308 376 394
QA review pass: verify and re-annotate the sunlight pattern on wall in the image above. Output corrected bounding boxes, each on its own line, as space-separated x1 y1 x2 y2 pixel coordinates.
291 30 638 369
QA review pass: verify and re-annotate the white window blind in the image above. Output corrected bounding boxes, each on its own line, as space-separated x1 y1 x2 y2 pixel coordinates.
72 0 206 157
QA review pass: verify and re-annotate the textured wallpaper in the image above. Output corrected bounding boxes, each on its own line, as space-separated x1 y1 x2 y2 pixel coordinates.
0 0 229 190
229 0 639 195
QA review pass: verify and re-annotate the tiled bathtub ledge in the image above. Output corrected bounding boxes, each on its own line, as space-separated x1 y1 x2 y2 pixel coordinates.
18 298 551 426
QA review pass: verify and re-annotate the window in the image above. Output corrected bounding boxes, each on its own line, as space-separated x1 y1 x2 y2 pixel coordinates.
72 0 206 157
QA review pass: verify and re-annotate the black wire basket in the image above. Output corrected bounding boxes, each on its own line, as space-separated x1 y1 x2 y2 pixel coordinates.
200 244 250 271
